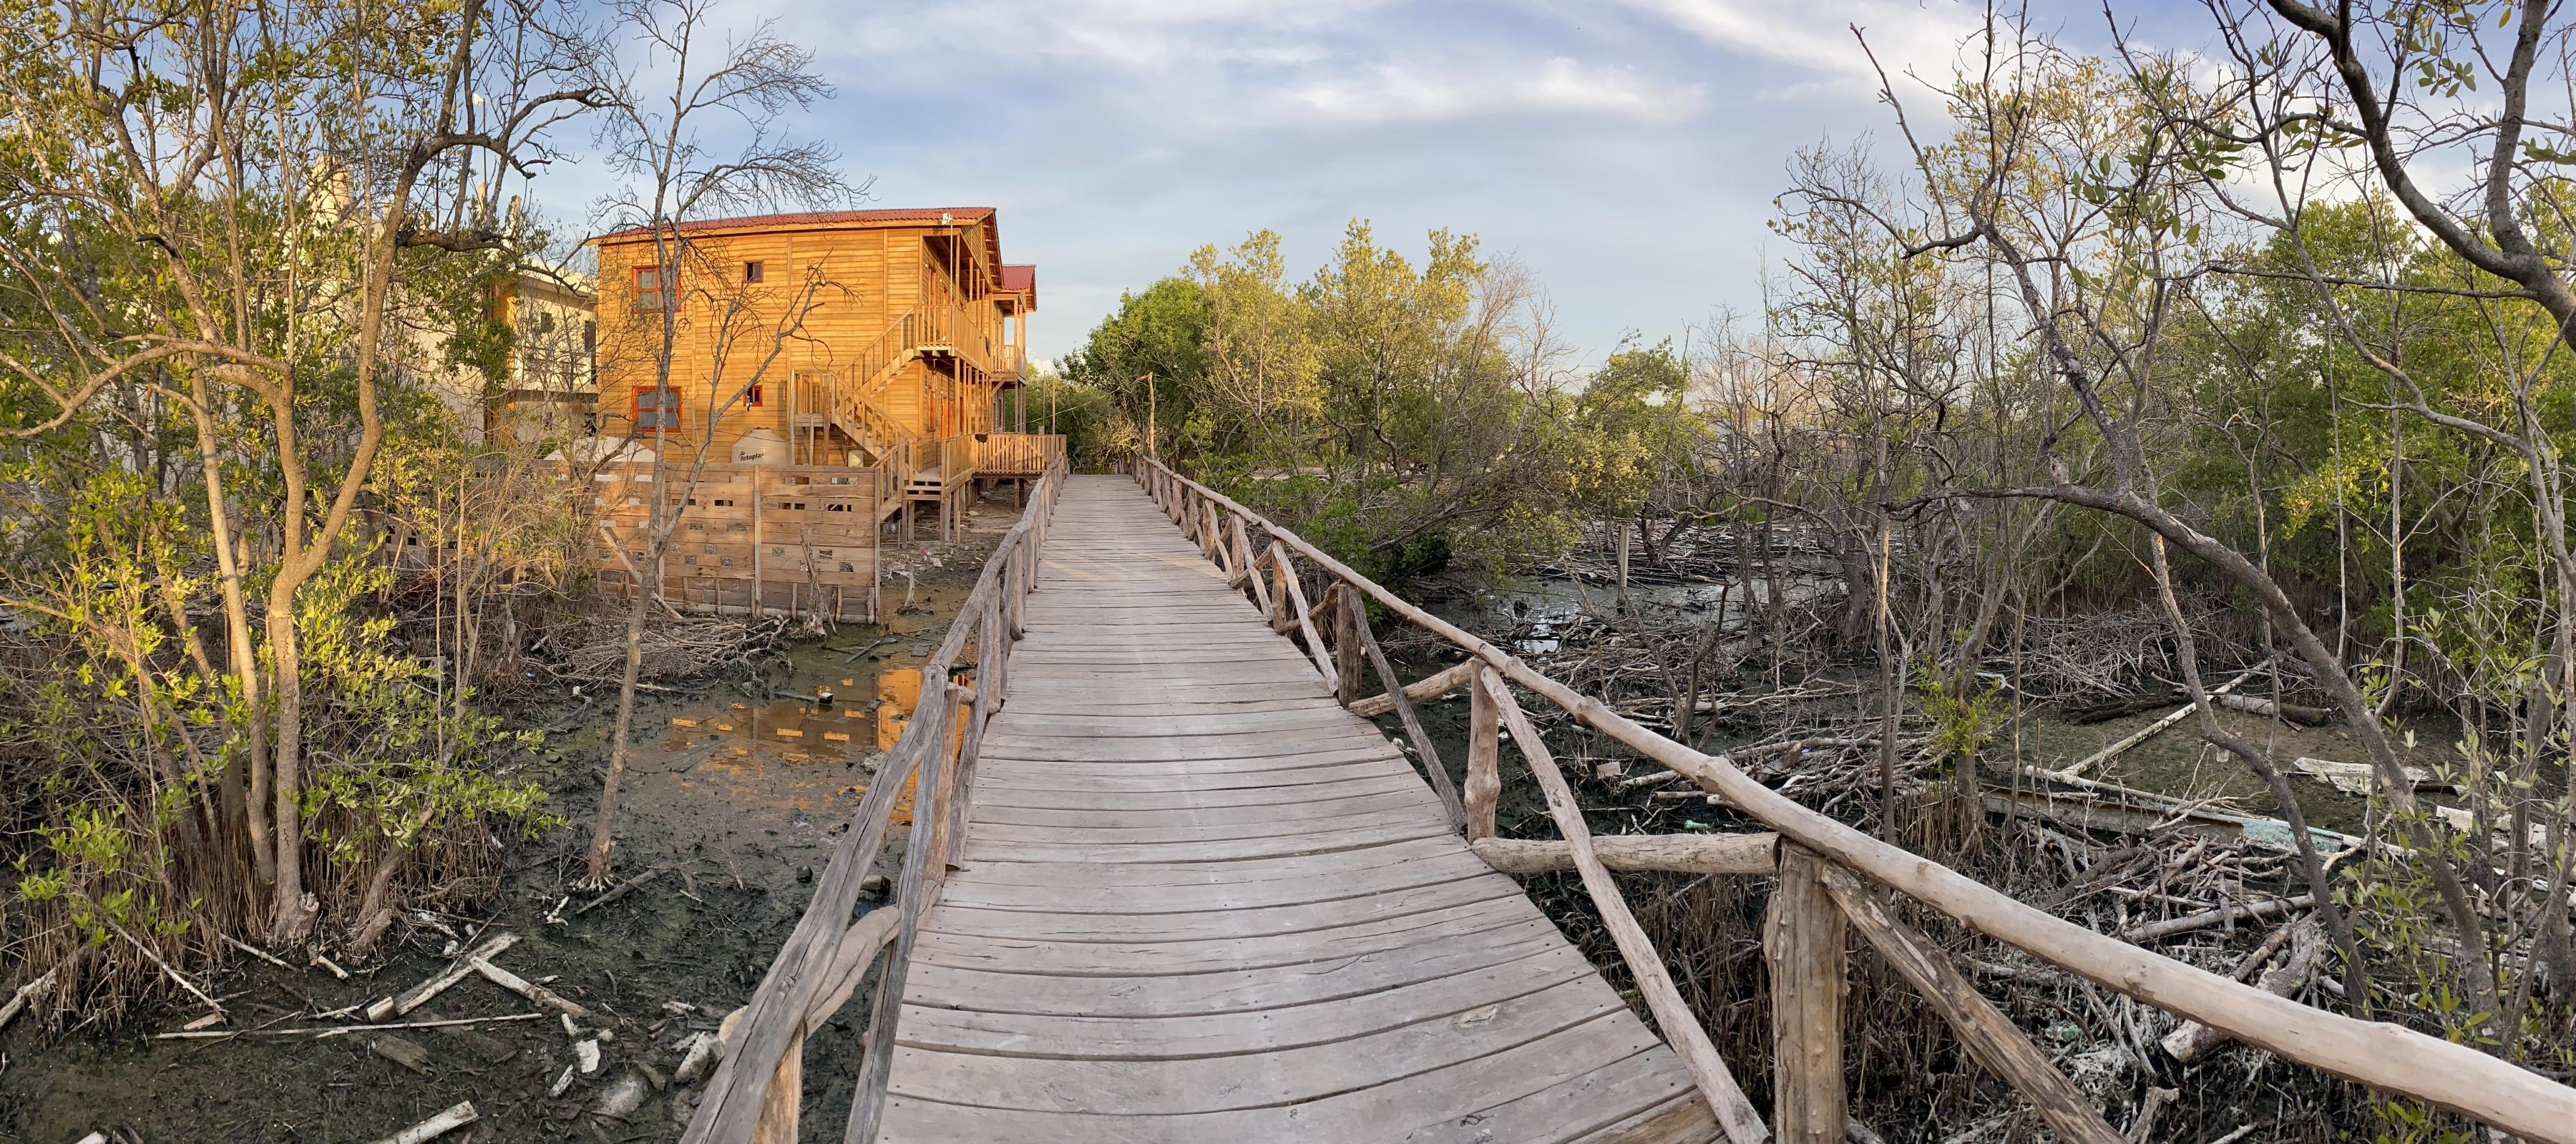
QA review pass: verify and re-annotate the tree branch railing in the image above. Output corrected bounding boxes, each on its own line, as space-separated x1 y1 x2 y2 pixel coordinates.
678 449 1068 1144
1125 455 2576 1144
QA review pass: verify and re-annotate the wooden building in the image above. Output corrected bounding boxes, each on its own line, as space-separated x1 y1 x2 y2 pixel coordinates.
591 207 1055 537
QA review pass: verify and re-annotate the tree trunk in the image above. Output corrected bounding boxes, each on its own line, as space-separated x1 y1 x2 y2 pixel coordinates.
584 554 658 887
265 600 315 943
192 369 270 885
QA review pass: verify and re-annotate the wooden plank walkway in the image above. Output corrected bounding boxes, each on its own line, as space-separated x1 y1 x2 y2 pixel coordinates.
875 475 1721 1143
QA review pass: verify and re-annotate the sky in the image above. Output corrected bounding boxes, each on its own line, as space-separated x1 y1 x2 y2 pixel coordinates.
544 0 2220 367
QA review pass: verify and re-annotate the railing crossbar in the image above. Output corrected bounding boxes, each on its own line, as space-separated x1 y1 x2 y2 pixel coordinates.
1127 455 2576 1144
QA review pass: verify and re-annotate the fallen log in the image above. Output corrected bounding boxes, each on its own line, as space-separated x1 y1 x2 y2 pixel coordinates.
0 968 57 1031
2164 919 2325 1062
2293 756 2450 796
2059 657 2275 779
1470 832 1779 876
373 932 517 1021
2120 894 2313 944
2215 693 2333 725
1347 659 1479 718
470 956 591 1019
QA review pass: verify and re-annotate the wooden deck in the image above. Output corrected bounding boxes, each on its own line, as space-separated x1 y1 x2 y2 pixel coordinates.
873 476 1719 1143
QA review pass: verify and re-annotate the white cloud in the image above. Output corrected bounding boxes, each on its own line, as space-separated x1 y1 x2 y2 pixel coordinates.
1611 0 1981 92
1286 57 1707 125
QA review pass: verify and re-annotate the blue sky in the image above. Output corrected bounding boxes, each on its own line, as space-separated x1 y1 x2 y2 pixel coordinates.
550 0 2212 366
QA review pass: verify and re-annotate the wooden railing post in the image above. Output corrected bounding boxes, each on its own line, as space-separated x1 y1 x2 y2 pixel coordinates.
1476 670 1769 1144
1345 587 1464 828
1332 586 1364 706
1267 544 1339 693
1465 665 1501 841
1267 549 1294 634
1767 845 1847 1144
1817 864 2122 1144
1228 517 1261 595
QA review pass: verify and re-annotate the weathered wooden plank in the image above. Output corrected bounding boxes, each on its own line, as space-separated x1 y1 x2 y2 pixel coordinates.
897 960 1605 1059
886 979 1621 1113
957 817 1458 864
965 772 1429 813
967 760 1410 793
873 1011 1668 1143
847 476 1727 1144
902 933 1578 1022
964 805 1443 846
967 788 1438 829
1396 1050 1717 1144
922 876 1522 944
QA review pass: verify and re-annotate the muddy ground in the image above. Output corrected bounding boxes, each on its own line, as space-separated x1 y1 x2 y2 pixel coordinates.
0 487 1029 1144
0 492 2501 1144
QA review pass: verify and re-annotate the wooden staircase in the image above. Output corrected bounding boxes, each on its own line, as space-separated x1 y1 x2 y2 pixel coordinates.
827 310 931 478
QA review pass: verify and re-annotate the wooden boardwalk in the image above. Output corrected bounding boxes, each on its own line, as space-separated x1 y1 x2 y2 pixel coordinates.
874 475 1721 1143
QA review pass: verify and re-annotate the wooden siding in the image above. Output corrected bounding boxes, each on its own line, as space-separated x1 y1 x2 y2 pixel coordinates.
594 220 1015 461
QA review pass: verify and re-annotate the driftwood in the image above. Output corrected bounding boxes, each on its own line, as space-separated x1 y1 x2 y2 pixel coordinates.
470 956 590 1018
1470 832 1779 876
2120 895 2312 944
370 1034 432 1072
2164 919 2326 1062
2215 693 2333 725
154 1012 548 1040
373 932 517 1021
2292 756 2449 796
2059 657 2274 779
0 967 57 1031
220 934 295 970
576 867 667 914
371 1101 477 1144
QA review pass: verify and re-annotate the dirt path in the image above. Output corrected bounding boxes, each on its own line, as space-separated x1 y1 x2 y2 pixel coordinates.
0 488 1029 1144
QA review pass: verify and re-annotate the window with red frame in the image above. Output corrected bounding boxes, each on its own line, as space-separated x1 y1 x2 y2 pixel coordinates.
633 264 674 313
633 385 682 432
743 383 763 407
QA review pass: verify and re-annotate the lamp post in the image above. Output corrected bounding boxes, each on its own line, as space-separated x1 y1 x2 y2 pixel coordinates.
1139 372 1156 459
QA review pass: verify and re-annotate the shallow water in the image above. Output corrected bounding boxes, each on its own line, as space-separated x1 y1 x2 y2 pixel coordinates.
0 489 1028 1143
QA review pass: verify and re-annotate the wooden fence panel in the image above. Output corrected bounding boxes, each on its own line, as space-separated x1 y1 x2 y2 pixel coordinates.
581 461 884 622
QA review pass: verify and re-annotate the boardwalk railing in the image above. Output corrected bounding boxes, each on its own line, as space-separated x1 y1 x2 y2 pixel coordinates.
973 431 1064 477
678 449 1069 1144
1125 456 2576 1144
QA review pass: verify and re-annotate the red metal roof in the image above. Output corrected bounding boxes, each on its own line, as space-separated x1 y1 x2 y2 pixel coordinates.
594 207 995 243
1001 264 1037 308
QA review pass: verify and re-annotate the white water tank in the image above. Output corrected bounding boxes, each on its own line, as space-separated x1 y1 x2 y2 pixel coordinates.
732 428 788 466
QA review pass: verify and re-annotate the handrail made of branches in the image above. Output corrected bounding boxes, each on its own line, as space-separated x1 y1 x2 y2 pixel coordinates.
679 449 1070 1144
1127 454 2576 1144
